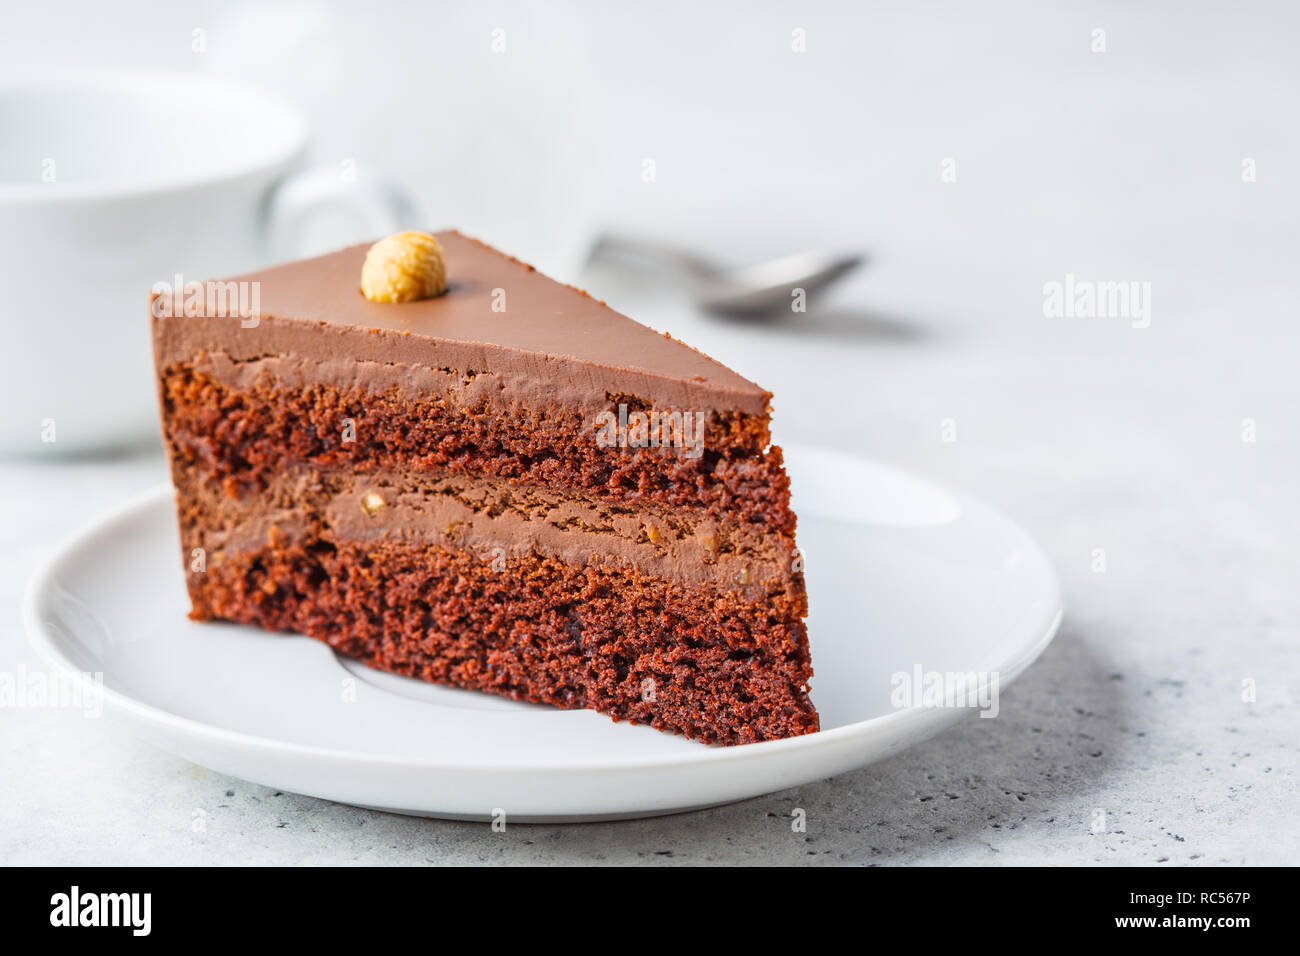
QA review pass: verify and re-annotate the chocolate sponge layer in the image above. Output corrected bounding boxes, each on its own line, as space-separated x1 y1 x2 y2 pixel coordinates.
161 360 796 536
188 527 818 745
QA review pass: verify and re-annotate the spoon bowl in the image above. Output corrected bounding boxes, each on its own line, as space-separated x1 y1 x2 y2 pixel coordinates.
698 251 865 316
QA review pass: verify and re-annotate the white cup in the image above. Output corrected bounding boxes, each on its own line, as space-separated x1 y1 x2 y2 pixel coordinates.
0 70 414 456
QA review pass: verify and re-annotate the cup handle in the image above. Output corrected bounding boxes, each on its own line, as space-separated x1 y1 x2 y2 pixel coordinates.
262 162 419 262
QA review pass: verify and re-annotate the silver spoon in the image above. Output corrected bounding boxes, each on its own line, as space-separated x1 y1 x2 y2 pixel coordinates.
589 234 865 317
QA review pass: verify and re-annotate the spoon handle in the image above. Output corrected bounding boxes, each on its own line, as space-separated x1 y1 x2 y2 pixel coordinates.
588 233 720 279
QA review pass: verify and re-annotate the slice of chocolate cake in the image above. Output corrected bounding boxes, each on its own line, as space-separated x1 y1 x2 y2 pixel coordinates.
151 230 816 745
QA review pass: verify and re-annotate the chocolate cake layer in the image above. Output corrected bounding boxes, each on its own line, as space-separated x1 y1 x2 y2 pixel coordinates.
154 230 816 745
160 360 794 536
189 530 817 745
176 466 803 601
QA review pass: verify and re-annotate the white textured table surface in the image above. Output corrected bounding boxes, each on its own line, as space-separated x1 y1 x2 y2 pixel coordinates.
3 1 1298 865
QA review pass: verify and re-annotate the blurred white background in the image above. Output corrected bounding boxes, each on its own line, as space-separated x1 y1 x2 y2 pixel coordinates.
2 1 1297 864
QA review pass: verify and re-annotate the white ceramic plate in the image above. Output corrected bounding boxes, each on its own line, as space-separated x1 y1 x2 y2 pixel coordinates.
24 445 1062 822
